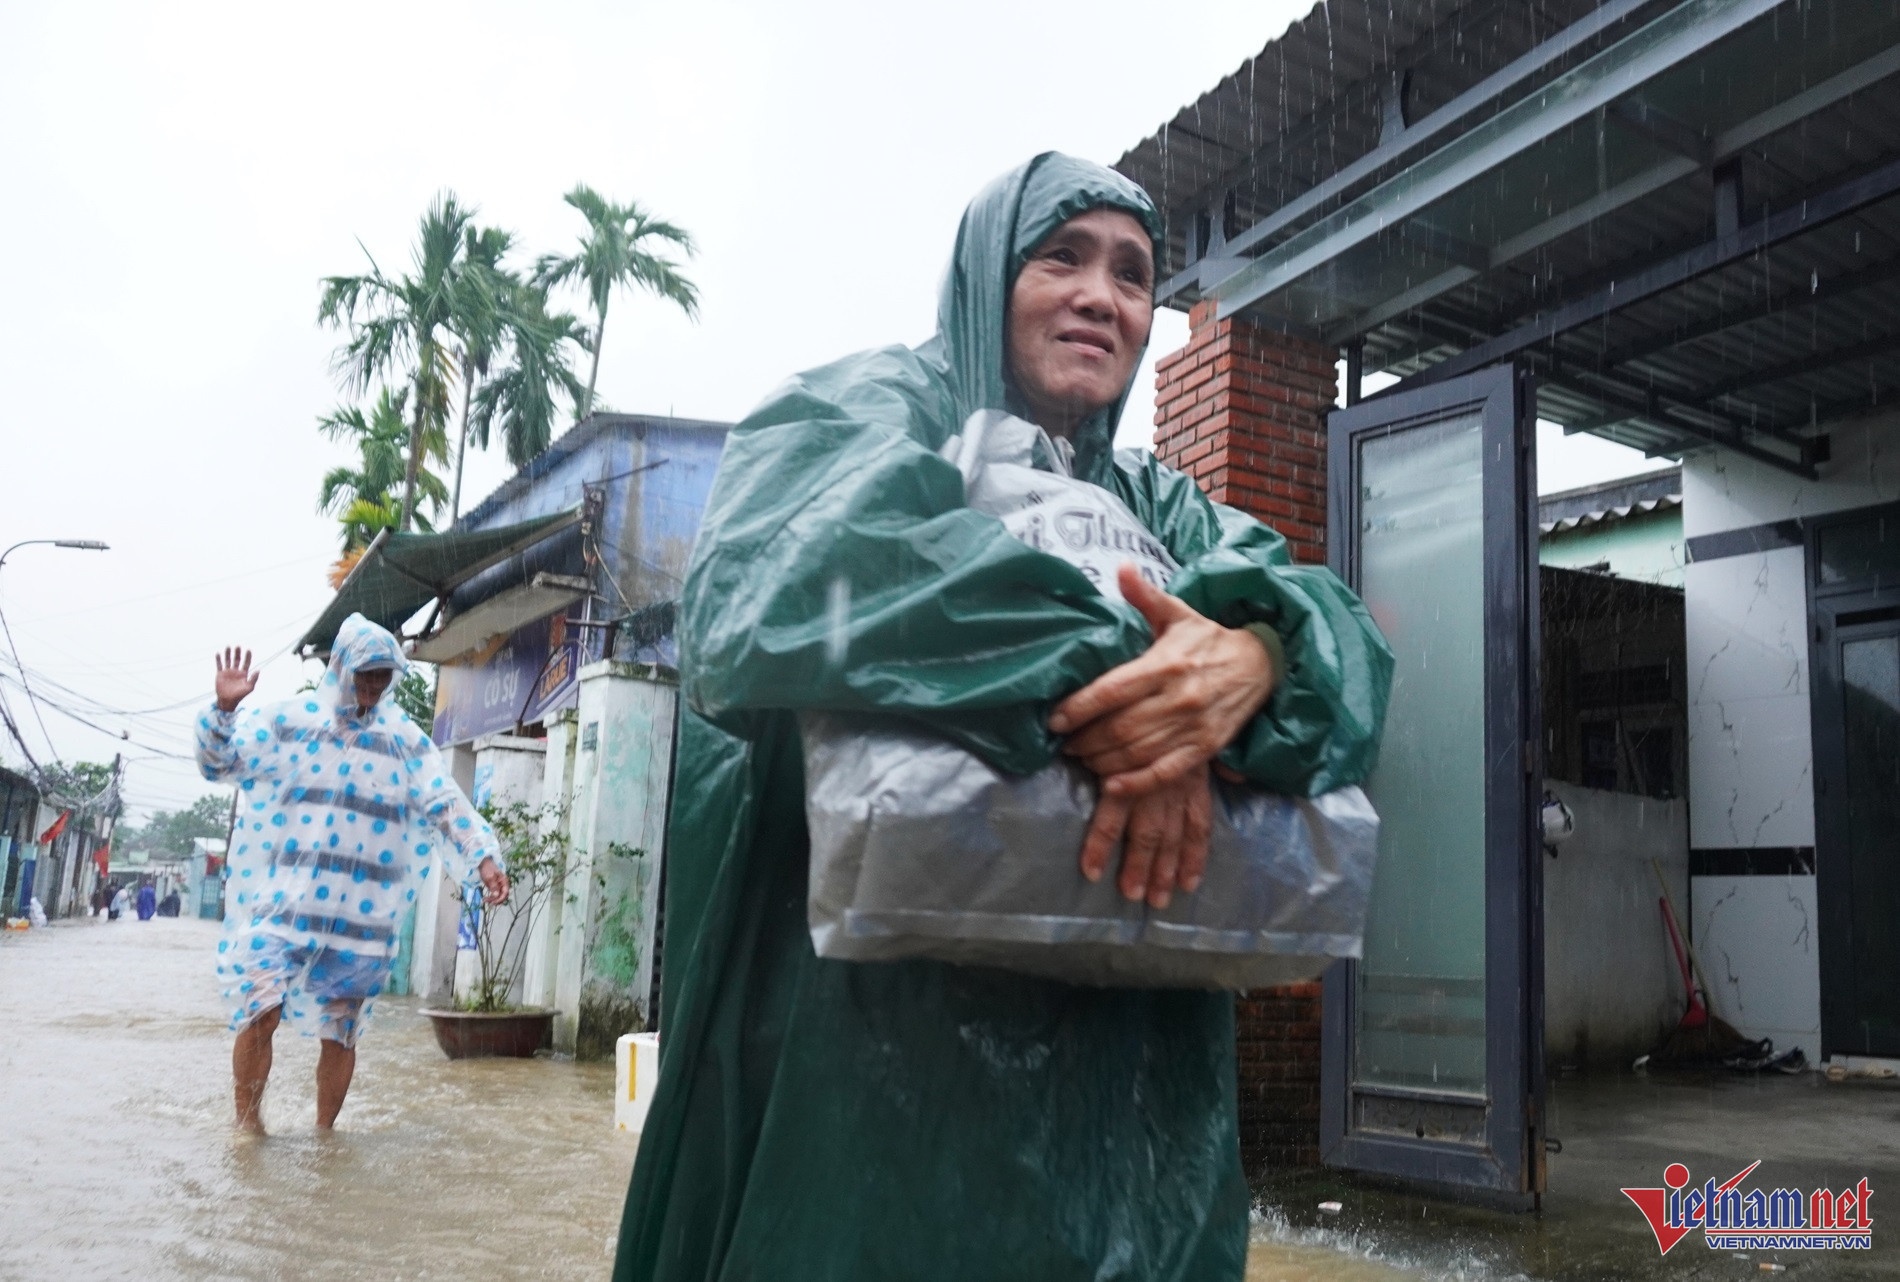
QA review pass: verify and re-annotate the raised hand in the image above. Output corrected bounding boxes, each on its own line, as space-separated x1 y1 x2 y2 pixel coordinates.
214 647 260 712
1049 563 1276 799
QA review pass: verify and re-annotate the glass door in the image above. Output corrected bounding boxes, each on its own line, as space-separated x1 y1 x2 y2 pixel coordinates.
1808 504 1900 1060
1322 364 1544 1198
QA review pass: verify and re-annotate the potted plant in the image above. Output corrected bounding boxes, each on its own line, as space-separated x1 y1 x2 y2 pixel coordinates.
421 799 569 1059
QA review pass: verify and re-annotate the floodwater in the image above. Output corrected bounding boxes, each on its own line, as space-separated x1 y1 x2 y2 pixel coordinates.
0 917 636 1280
7 915 1751 1282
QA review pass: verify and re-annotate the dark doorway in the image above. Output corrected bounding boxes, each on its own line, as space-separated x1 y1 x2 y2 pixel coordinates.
1810 502 1900 1059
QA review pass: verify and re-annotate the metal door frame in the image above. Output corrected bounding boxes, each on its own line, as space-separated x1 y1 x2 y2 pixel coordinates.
1806 500 1900 1059
1320 362 1545 1198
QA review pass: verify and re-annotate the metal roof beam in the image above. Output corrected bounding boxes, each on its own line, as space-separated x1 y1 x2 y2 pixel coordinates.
1763 386 1899 437
1539 372 1819 478
1593 254 1900 370
1323 157 1699 345
1382 309 1806 450
1683 331 1900 404
1297 43 1900 354
1401 152 1900 391
1176 0 1658 281
1548 366 1810 447
1329 39 1900 347
1209 0 1786 321
1607 98 1714 165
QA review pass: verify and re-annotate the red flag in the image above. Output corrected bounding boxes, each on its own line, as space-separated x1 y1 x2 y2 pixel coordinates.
39 810 70 844
92 845 110 879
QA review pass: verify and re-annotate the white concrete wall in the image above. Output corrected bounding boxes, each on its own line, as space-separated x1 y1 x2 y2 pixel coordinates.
459 736 547 1006
409 736 544 1003
550 662 676 1057
1678 410 1900 1053
1542 781 1689 1071
523 710 579 1011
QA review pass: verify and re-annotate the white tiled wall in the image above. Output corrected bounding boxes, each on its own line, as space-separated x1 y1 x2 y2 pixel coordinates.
1682 546 1815 850
1692 874 1822 1057
1672 414 1900 1059
1681 410 1900 538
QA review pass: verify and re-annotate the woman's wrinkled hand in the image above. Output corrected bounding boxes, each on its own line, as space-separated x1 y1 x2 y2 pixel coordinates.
1078 768 1213 907
1050 564 1276 798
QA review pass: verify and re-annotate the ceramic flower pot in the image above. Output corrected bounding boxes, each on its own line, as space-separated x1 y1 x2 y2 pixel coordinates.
420 1007 556 1059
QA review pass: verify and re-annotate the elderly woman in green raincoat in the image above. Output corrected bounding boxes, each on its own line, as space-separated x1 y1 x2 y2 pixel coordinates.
614 154 1392 1280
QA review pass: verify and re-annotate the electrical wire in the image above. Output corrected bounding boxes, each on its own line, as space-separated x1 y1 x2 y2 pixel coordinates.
0 588 59 759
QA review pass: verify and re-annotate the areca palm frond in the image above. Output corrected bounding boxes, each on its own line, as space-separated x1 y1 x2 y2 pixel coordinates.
471 294 590 466
318 192 480 530
333 497 401 555
533 183 699 420
446 224 520 517
317 385 448 550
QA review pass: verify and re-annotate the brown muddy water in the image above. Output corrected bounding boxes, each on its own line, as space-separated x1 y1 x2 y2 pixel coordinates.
0 917 1477 1281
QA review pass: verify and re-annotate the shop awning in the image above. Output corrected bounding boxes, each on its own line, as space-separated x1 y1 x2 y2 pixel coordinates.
296 508 582 657
410 572 592 663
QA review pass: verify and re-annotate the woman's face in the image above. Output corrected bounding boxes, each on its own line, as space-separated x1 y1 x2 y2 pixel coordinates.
1006 208 1155 436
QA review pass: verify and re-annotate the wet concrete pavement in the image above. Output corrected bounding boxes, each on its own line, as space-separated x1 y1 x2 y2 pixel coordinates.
1249 1070 1900 1281
5 918 1893 1280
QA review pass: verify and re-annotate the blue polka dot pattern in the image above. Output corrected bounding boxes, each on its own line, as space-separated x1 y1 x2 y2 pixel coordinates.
195 611 503 1046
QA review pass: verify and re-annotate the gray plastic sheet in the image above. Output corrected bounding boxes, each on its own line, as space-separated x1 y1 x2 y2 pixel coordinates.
801 412 1380 989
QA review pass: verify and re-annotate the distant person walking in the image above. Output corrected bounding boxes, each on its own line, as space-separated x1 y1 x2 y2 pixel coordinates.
195 613 509 1134
108 885 128 921
136 881 156 921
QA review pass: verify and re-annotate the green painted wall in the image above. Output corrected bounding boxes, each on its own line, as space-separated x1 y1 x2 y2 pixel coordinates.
1540 507 1684 587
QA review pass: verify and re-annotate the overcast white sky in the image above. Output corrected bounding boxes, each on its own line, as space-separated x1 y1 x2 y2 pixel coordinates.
0 0 1657 823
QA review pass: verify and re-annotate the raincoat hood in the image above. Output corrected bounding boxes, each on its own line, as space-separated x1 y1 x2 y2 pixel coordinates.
326 613 408 713
931 151 1163 481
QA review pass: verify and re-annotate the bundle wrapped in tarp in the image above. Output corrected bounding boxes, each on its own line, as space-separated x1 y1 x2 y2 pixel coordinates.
803 412 1380 989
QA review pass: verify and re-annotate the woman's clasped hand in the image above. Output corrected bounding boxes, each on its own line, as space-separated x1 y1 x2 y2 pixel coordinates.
1050 564 1277 910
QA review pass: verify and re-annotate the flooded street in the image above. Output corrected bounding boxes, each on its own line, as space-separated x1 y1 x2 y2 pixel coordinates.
10 917 1890 1281
0 917 636 1280
0 916 1431 1281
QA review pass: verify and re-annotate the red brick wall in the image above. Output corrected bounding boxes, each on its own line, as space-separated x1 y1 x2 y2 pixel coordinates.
1152 303 1337 1173
1235 981 1324 1172
1151 302 1336 566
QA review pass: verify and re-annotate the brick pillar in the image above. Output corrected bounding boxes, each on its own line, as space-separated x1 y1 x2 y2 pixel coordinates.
1152 302 1336 565
1153 303 1336 1173
1234 981 1323 1172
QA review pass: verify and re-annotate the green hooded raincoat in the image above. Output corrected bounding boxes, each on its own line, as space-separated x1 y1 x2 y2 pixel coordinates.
613 153 1393 1282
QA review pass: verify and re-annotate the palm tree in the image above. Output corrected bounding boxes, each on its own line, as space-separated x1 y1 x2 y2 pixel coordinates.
448 225 516 519
470 288 590 466
534 184 699 422
318 386 448 552
319 192 478 531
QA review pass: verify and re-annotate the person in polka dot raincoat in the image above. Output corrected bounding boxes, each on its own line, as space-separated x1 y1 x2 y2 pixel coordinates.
196 612 510 1133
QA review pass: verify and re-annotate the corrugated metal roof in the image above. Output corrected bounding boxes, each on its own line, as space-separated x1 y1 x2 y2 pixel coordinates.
1540 494 1681 533
1116 0 1900 469
457 411 730 532
1539 465 1681 522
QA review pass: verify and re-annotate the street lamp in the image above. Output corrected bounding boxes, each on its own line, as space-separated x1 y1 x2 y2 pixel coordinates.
0 536 113 755
0 539 111 569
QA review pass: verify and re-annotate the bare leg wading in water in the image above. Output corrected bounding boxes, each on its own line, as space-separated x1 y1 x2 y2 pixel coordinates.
231 1003 360 1134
